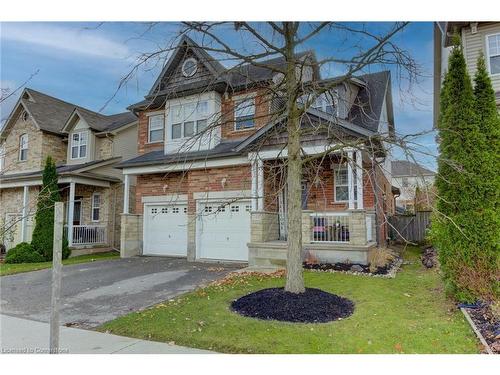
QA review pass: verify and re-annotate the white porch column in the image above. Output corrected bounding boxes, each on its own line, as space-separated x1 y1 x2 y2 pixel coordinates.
20 185 29 241
123 174 130 214
356 149 364 209
251 158 258 211
347 151 355 209
257 158 264 211
67 181 75 247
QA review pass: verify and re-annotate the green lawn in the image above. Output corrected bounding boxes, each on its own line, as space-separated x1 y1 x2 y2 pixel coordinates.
97 246 479 353
0 251 120 276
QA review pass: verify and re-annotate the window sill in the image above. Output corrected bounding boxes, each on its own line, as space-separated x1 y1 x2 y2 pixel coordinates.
145 141 164 145
232 127 256 133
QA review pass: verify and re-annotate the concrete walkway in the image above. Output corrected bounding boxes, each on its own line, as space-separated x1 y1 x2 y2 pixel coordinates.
0 314 213 354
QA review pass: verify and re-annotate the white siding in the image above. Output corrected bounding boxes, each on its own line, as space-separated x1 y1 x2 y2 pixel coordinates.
462 23 500 93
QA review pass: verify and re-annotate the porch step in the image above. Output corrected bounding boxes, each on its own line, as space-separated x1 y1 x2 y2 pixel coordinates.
247 241 378 267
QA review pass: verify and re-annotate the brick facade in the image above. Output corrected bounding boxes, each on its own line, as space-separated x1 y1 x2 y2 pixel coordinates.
220 88 270 140
134 165 252 215
137 110 165 155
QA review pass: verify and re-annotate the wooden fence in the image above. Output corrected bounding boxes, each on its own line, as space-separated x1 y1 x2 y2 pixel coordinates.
388 211 432 243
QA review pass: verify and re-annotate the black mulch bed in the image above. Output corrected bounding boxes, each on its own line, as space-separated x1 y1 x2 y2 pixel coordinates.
303 261 393 275
462 302 500 353
231 287 355 323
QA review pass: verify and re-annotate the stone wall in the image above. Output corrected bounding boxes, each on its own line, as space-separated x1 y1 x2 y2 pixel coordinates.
3 114 44 173
120 213 143 257
250 211 280 243
348 210 367 245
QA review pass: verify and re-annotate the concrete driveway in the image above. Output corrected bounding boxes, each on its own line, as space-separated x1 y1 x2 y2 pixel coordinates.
0 257 243 328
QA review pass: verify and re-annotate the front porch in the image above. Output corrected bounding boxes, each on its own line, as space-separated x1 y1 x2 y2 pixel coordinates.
60 176 123 251
249 209 377 267
247 146 381 267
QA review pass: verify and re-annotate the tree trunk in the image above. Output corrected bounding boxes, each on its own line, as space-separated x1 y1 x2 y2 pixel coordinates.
284 22 305 294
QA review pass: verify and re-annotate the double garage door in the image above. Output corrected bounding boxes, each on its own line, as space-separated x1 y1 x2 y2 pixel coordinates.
142 200 251 261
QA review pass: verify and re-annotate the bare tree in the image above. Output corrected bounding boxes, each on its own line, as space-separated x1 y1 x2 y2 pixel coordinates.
109 22 421 293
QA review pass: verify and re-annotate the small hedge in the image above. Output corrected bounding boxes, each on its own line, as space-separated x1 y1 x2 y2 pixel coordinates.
5 242 45 264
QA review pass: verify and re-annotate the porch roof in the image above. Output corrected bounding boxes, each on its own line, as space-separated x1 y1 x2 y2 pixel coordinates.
115 139 245 169
0 158 121 186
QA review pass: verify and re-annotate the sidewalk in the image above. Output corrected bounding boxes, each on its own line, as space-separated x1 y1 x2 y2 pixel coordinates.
0 314 213 354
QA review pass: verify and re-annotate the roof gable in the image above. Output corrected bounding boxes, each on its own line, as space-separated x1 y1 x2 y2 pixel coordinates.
148 36 226 97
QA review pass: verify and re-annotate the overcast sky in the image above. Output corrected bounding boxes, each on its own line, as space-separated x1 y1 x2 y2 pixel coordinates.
0 22 436 169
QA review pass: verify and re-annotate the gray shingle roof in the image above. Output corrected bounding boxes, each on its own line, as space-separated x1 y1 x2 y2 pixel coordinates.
347 70 392 133
0 158 121 181
391 160 435 177
13 88 136 135
116 139 244 169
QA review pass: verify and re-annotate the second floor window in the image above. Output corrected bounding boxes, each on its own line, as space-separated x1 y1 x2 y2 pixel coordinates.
311 92 336 115
487 33 500 75
19 134 28 161
170 100 209 140
148 114 165 143
234 97 255 130
71 131 88 159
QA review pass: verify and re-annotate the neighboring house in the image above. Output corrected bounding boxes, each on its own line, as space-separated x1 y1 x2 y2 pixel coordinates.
0 89 137 253
117 36 397 266
391 160 435 212
434 22 500 125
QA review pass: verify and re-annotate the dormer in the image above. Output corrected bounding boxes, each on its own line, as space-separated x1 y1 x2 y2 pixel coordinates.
62 110 97 165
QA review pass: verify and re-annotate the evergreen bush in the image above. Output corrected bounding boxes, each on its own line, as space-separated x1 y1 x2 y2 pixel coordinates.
5 242 45 264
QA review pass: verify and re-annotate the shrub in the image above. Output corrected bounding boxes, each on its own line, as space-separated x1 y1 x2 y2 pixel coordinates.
368 247 396 273
431 38 499 302
31 156 68 261
5 242 45 264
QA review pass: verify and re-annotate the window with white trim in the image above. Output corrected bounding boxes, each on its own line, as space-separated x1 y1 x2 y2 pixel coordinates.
148 114 165 143
170 100 209 140
299 91 337 116
234 97 255 130
71 131 88 159
19 134 28 161
333 165 357 202
91 193 101 222
487 33 500 75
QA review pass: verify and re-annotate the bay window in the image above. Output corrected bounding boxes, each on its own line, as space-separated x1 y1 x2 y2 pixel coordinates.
487 33 500 75
71 131 88 159
170 100 209 139
148 114 165 143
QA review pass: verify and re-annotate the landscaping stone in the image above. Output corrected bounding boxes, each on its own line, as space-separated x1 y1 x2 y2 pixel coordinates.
421 246 437 269
231 287 354 323
350 264 364 273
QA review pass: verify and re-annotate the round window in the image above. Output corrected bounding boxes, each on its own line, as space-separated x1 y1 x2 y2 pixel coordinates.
182 58 198 77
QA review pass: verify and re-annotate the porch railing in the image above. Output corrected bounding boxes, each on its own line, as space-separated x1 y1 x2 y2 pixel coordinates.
64 225 107 245
310 213 350 243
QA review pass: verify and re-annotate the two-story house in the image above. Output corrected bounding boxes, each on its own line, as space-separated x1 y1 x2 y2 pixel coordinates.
434 22 500 125
391 160 435 212
117 36 397 267
0 88 137 254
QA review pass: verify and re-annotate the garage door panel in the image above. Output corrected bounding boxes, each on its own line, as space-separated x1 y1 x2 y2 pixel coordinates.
197 201 251 261
144 204 187 257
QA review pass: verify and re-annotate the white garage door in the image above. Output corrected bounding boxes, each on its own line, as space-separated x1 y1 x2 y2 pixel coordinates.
143 203 188 257
197 201 251 261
